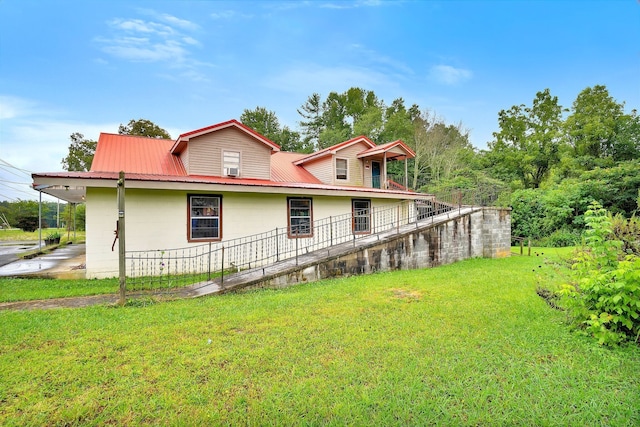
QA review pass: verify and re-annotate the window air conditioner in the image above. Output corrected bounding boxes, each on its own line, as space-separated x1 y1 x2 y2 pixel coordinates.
227 167 239 177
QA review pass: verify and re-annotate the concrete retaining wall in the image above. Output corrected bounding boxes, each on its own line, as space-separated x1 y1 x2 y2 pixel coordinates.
236 207 511 292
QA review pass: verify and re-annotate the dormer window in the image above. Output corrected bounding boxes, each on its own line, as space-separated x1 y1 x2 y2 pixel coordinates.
336 158 348 180
223 151 240 177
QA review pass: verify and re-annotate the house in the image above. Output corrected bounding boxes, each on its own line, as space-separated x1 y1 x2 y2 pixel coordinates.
32 119 420 278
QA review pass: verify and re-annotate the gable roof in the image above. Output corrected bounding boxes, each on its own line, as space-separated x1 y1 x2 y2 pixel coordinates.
91 133 185 175
357 139 416 160
170 119 281 154
293 135 376 166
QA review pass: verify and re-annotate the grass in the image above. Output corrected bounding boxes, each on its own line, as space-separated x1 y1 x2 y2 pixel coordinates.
0 228 85 243
1 248 639 425
0 277 120 302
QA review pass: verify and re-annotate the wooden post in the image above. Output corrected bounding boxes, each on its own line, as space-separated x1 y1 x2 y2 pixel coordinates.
117 171 126 306
528 239 531 256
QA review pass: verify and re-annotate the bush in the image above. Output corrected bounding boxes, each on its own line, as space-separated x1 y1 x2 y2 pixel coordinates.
560 202 640 346
536 229 581 247
15 215 39 232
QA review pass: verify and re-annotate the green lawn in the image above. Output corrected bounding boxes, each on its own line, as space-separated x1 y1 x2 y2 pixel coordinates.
1 249 639 425
0 227 85 243
0 277 120 302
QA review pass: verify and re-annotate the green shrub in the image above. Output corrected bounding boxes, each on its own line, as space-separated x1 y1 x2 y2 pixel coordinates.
560 202 640 346
15 215 39 233
536 228 581 247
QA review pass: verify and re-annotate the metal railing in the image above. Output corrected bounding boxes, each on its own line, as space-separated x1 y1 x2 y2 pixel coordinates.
125 197 463 291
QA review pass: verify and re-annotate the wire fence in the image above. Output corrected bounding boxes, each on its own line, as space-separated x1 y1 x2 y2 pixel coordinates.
125 197 461 291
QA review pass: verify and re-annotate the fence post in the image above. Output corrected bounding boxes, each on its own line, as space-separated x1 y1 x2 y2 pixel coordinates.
520 239 524 255
221 246 225 288
208 242 212 281
330 216 333 246
528 239 531 256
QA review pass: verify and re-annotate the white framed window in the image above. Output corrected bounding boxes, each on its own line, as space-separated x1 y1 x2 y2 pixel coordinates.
336 158 348 180
223 151 240 177
352 199 371 234
288 197 313 238
188 194 221 241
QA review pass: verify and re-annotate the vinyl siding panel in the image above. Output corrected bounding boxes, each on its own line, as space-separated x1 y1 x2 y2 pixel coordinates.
302 158 334 184
334 143 365 186
184 127 272 179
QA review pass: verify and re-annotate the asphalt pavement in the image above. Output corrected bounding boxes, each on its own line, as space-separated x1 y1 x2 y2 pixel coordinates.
0 243 86 278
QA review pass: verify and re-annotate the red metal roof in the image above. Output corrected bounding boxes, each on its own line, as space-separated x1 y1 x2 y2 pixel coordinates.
271 152 322 184
91 133 185 176
293 135 376 165
32 170 418 197
34 122 422 199
357 139 416 159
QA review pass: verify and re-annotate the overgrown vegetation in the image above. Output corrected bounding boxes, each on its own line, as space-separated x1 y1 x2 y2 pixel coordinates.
1 252 639 425
559 203 640 346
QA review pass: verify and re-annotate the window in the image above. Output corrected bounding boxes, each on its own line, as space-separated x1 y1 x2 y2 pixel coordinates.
288 197 313 238
188 195 221 241
352 199 371 234
223 151 240 176
336 158 348 180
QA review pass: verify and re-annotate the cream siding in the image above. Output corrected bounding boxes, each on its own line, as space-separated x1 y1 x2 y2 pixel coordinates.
302 159 333 184
334 143 365 186
85 186 409 278
183 127 272 179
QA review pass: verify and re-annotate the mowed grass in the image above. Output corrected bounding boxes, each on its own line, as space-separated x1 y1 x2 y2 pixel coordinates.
0 228 85 243
1 249 639 426
0 278 120 302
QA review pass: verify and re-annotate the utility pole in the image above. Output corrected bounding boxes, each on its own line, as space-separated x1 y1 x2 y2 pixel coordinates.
117 171 126 305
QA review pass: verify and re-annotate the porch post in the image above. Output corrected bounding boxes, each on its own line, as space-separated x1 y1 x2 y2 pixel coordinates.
38 190 42 250
117 171 126 305
404 157 408 189
383 152 388 189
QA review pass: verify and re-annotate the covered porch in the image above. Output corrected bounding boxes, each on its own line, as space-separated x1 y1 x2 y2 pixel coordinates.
357 140 416 191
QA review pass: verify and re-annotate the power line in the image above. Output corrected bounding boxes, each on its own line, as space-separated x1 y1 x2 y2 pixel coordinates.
0 158 32 175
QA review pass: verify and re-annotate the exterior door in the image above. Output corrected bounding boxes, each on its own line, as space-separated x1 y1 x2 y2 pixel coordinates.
371 161 381 189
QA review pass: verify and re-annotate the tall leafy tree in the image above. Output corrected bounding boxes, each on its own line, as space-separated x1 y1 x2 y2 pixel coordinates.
488 89 565 188
240 107 306 152
118 119 171 139
564 85 629 162
319 92 351 148
61 133 97 172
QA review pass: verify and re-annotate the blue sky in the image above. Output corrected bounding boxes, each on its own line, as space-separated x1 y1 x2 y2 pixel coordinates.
0 0 638 202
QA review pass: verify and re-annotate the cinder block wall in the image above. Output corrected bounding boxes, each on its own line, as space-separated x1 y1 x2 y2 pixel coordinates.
239 207 511 291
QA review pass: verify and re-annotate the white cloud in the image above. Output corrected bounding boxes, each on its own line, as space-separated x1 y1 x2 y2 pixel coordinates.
96 11 206 76
429 65 473 85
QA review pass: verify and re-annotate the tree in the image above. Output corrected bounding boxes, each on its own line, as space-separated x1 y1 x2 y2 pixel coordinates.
297 93 324 151
118 119 171 139
564 85 624 161
488 89 565 188
319 92 351 149
240 107 306 152
410 110 474 190
61 133 97 172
